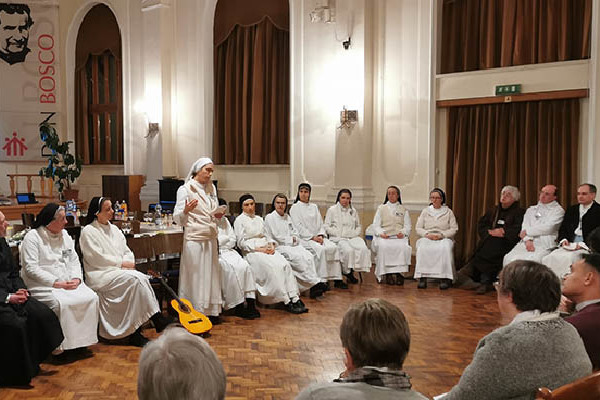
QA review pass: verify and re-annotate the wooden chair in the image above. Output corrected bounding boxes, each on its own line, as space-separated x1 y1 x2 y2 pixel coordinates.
536 371 600 399
255 202 264 217
228 201 241 216
21 213 35 227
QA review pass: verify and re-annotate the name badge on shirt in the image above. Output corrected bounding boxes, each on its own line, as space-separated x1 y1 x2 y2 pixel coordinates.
61 249 72 259
497 220 505 226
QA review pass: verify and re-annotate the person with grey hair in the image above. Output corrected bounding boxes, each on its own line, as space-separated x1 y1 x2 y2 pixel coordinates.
174 157 226 325
296 298 427 399
138 326 226 400
542 183 600 279
457 185 525 294
444 260 592 400
20 203 99 352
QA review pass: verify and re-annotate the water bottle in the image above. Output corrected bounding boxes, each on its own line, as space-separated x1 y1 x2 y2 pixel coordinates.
154 203 163 227
114 201 121 220
121 200 128 219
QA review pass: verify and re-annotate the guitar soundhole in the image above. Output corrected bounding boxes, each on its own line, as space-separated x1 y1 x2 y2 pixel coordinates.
180 304 191 313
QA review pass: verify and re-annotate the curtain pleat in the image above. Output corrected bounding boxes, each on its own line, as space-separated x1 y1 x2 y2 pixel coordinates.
441 0 591 73
446 99 579 266
213 17 289 164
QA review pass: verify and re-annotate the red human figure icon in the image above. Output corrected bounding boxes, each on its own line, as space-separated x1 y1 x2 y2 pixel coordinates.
3 132 28 157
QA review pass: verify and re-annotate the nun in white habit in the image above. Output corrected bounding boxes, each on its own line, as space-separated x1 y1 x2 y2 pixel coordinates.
414 188 458 290
216 199 260 319
80 197 171 347
264 193 324 298
234 193 307 314
173 157 223 323
20 203 99 351
371 186 412 285
324 189 372 284
289 183 347 289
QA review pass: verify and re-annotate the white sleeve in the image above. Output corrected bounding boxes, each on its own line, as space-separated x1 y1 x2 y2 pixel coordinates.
289 205 315 240
80 227 125 271
173 185 188 226
372 207 385 236
324 207 339 238
20 233 57 287
525 206 565 238
234 216 255 253
64 233 83 280
402 211 412 237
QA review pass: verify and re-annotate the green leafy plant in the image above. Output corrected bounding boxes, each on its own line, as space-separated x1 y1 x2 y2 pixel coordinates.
38 121 82 194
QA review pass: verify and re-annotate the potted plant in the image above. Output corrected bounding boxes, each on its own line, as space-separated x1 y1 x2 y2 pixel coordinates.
38 121 83 201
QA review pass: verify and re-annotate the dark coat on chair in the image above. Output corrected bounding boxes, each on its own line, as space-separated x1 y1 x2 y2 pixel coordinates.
558 201 600 244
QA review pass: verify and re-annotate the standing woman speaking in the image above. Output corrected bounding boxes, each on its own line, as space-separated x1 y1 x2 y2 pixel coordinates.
174 157 225 324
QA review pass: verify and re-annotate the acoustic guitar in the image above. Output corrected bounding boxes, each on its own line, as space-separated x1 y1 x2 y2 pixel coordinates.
148 271 212 334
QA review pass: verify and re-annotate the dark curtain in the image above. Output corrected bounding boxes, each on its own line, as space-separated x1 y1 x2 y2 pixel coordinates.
213 0 290 164
441 0 592 73
446 99 580 266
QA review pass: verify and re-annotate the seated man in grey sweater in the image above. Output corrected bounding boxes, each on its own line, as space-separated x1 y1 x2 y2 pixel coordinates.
444 260 592 400
295 298 427 400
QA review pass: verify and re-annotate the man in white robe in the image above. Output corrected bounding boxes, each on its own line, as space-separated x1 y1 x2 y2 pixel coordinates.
20 203 99 351
234 194 307 314
503 185 565 266
289 183 347 289
174 157 224 325
542 184 600 278
216 200 260 319
80 197 171 347
325 189 372 284
264 193 324 298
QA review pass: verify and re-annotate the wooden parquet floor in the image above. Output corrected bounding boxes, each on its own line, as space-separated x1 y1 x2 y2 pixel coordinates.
0 273 501 400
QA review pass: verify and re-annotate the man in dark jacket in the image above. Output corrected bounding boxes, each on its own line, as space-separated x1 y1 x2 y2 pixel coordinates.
542 183 600 278
457 186 525 294
0 211 63 386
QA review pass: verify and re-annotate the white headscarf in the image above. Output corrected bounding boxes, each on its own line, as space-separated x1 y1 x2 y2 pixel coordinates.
185 157 213 182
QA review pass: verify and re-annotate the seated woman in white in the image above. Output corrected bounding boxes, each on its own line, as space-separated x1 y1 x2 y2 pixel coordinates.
216 199 259 319
289 183 347 289
20 203 99 351
414 188 458 290
234 194 307 314
264 193 324 299
80 197 171 347
371 186 412 285
324 189 371 284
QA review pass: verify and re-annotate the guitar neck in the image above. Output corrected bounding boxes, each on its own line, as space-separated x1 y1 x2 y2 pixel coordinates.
156 276 185 308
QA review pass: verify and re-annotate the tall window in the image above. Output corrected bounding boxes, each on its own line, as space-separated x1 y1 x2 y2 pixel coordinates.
213 0 290 164
75 4 123 164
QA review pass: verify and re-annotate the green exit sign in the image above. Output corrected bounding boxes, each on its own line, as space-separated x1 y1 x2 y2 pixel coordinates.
496 84 521 95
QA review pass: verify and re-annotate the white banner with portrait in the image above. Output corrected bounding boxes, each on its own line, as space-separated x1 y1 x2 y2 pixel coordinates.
0 0 60 161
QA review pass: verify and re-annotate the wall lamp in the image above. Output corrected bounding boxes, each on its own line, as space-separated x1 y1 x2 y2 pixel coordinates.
339 106 358 129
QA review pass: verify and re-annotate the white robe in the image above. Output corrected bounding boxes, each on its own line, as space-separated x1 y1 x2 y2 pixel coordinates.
20 227 98 350
234 213 299 304
371 202 412 281
414 205 458 280
503 200 565 266
173 181 222 316
264 210 322 291
217 217 256 310
324 203 372 274
289 201 342 280
80 220 160 339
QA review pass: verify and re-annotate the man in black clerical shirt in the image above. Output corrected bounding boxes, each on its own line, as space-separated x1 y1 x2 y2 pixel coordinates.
0 211 63 386
0 3 33 65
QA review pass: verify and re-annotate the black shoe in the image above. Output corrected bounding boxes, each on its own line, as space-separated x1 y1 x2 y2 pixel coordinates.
208 315 222 325
334 280 349 289
344 271 359 284
386 274 396 285
395 273 405 286
128 330 149 347
294 299 309 313
417 278 427 289
476 284 493 295
234 303 255 320
246 298 261 318
439 279 451 290
285 301 304 314
151 312 174 333
309 285 324 299
319 282 330 292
